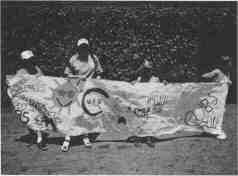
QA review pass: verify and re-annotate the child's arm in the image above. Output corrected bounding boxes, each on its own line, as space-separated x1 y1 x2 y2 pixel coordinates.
94 55 103 73
35 65 44 76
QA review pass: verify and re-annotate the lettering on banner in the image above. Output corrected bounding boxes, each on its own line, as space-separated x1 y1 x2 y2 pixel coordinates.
9 85 25 97
184 93 218 128
86 97 103 106
21 111 30 123
9 78 45 98
146 91 168 113
13 100 28 123
146 94 168 107
14 95 60 126
82 88 109 116
16 110 30 124
131 91 168 119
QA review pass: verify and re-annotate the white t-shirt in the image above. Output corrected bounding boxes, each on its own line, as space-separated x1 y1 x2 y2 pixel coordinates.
66 54 102 79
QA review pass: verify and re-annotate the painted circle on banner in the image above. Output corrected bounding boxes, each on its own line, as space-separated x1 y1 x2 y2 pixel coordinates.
82 88 109 116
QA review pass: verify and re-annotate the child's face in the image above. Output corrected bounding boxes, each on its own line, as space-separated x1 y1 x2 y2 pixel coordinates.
76 44 89 62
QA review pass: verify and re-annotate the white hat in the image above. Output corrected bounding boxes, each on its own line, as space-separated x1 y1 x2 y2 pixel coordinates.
77 38 89 46
21 50 34 60
144 59 152 68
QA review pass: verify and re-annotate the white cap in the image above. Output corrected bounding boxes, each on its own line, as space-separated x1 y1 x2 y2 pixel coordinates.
144 59 152 68
21 50 34 60
77 38 89 46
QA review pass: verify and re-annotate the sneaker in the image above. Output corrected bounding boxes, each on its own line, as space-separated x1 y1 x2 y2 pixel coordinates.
83 137 92 147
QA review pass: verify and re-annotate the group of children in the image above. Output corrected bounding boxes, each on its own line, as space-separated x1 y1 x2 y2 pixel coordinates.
18 38 106 147
18 38 159 82
18 38 103 79
14 37 233 149
17 38 158 148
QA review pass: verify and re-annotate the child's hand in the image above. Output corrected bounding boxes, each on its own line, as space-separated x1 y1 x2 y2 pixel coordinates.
64 67 73 76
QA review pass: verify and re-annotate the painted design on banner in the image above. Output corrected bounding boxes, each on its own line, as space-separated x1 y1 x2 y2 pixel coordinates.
8 78 28 97
132 91 168 119
184 93 218 128
9 78 46 98
145 91 168 113
82 88 110 116
45 79 82 115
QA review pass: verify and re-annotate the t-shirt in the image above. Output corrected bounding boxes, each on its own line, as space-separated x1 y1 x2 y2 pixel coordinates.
68 54 103 78
16 59 38 75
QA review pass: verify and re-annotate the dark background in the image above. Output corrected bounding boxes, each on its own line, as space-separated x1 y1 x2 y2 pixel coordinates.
1 1 237 105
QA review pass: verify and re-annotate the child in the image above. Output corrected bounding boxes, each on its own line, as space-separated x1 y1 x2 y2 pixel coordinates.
16 50 43 76
64 38 103 147
64 38 103 79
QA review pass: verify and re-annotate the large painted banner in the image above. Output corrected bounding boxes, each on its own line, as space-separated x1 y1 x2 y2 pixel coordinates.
6 73 229 139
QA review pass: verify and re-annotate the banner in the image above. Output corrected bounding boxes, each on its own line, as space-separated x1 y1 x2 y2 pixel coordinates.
6 73 229 138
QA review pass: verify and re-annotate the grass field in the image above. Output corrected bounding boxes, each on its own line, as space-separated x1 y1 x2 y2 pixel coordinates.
1 104 237 174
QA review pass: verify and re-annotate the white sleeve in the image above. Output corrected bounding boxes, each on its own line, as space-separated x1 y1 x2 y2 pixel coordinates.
94 55 103 73
69 54 77 65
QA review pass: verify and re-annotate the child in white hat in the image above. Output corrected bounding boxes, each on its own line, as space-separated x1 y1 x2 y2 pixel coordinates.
64 38 103 80
64 38 103 147
17 50 43 76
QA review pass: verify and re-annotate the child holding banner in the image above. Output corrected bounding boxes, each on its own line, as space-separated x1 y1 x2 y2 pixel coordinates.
15 50 50 149
64 38 103 79
64 38 103 147
131 59 168 84
131 59 156 84
17 50 43 76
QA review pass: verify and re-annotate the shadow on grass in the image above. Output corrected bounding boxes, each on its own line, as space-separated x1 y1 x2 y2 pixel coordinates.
15 132 216 148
